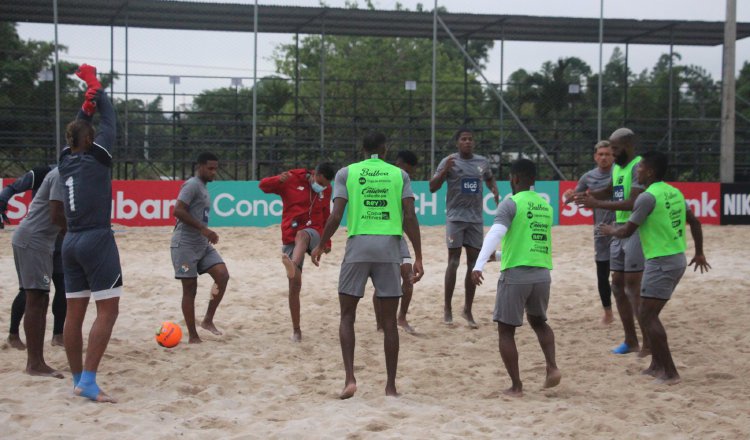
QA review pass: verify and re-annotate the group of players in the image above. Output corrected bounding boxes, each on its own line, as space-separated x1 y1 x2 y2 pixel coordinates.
2 64 711 402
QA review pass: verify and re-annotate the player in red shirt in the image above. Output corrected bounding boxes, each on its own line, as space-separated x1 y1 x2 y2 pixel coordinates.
259 163 337 342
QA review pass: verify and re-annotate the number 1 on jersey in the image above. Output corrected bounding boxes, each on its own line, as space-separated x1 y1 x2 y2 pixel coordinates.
65 176 76 212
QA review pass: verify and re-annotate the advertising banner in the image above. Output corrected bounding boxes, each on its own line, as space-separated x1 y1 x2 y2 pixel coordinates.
720 183 750 225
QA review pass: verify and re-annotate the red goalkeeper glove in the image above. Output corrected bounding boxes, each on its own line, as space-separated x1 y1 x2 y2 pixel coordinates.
75 64 101 90
81 87 101 116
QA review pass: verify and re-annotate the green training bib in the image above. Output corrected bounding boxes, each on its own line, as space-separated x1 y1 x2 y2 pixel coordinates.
612 155 641 223
501 190 553 270
639 181 686 260
345 158 404 237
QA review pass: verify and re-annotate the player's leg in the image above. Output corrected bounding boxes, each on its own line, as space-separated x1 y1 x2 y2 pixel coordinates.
609 237 639 354
463 244 481 329
202 258 229 336
444 231 463 325
525 281 560 389
24 289 62 378
493 278 528 396
64 296 89 387
8 288 26 350
338 262 368 399
596 260 614 324
624 232 648 357
51 272 66 346
397 262 414 333
172 246 202 342
373 263 403 397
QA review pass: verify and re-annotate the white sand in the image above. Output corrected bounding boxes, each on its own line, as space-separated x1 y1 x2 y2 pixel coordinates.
1 225 748 439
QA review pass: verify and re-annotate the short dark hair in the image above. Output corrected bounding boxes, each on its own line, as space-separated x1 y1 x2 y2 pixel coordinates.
510 158 536 181
315 162 337 181
362 132 387 153
640 150 669 180
453 126 473 141
396 150 418 167
65 119 94 149
197 152 218 164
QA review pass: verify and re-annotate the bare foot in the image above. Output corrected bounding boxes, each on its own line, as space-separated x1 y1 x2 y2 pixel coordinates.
462 309 478 329
385 385 400 397
291 329 302 342
601 309 614 325
544 367 562 388
503 386 523 397
200 320 223 336
654 375 681 386
188 335 203 344
397 317 416 334
281 254 298 279
339 381 357 399
641 366 663 378
26 364 64 379
443 309 453 325
7 334 25 350
638 347 651 358
74 386 117 403
51 334 64 347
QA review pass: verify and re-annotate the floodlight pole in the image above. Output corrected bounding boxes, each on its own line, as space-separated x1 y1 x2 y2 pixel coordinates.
597 0 603 141
436 14 567 180
252 0 258 180
53 0 60 158
431 0 437 174
720 0 736 183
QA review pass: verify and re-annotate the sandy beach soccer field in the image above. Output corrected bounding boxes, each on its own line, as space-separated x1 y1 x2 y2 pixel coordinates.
0 225 748 439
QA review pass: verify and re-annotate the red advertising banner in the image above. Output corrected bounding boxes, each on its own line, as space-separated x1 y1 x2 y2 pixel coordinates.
558 180 593 225
557 180 720 226
670 182 720 225
1 179 184 227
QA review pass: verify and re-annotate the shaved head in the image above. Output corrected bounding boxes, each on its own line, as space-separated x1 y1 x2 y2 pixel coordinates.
609 127 635 143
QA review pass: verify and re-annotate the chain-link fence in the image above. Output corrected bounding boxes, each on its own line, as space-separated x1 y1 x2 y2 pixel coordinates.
1 72 748 182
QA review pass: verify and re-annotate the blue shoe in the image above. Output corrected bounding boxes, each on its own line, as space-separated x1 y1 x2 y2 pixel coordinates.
611 342 632 355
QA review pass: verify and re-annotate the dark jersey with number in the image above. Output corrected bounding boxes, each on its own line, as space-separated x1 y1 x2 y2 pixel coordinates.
58 91 116 232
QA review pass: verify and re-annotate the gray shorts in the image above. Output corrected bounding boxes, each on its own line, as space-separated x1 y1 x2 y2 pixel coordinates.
493 276 550 327
338 262 401 298
641 260 686 301
446 221 483 249
13 244 53 292
171 243 224 278
594 235 613 262
610 229 645 272
399 238 412 264
63 229 123 301
281 228 321 270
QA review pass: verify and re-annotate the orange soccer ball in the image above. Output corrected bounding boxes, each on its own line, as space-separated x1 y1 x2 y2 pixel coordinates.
155 321 182 348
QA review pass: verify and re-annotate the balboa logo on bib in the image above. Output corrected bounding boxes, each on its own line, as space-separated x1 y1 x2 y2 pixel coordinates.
461 178 480 194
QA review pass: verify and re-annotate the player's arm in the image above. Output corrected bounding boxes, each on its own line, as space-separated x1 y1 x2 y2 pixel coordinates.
686 206 711 273
598 221 638 239
429 157 452 193
471 223 508 286
597 191 650 238
258 172 288 194
579 185 642 212
402 196 423 283
484 174 500 205
322 187 333 252
563 175 588 204
50 200 66 233
173 200 218 244
0 169 40 226
311 197 347 266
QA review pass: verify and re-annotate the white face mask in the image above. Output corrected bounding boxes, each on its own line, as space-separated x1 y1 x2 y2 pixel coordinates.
311 181 326 193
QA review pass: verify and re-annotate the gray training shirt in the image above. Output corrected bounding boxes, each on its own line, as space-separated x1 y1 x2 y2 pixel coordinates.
12 168 65 251
628 191 689 270
434 153 493 224
575 167 616 231
494 197 551 284
171 176 210 247
333 166 414 264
